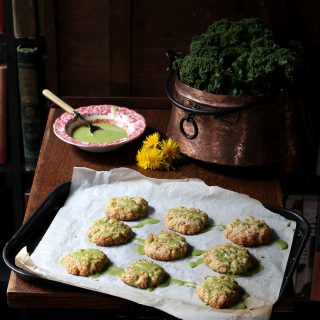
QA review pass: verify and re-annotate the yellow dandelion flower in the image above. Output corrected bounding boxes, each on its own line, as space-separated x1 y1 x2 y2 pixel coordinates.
159 138 180 160
136 148 150 169
143 132 160 148
136 147 163 170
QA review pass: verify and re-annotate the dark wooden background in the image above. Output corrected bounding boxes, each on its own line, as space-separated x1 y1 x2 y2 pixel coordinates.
45 0 320 101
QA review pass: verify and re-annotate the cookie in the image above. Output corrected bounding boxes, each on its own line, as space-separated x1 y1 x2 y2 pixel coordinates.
144 231 189 261
204 243 255 275
197 275 240 309
224 215 273 247
106 196 148 221
87 217 133 246
62 248 108 276
121 259 165 289
166 206 209 235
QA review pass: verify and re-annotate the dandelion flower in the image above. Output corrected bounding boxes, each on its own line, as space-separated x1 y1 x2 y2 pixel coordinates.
136 148 150 170
160 138 180 161
137 147 162 170
136 132 180 171
143 132 160 148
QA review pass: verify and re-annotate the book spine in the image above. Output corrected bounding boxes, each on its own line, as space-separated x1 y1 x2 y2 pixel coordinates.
0 0 4 35
17 45 41 171
311 200 320 300
37 0 46 37
0 63 7 165
12 0 37 39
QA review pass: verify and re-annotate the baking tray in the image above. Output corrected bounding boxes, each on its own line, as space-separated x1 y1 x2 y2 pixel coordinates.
3 181 310 299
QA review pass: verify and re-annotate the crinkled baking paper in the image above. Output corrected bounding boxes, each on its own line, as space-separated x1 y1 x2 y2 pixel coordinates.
16 167 296 320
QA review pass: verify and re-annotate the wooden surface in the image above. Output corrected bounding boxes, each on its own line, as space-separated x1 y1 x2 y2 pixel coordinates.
7 99 293 314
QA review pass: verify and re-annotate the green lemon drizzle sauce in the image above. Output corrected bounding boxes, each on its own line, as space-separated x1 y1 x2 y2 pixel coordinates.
104 265 124 277
131 218 161 229
133 237 145 244
72 123 127 143
212 224 226 231
132 237 145 254
188 257 204 268
59 258 64 266
158 278 196 288
135 245 145 255
230 291 250 309
191 249 205 256
274 239 288 250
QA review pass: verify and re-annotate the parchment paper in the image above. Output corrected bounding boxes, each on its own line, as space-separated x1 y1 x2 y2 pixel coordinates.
16 167 296 320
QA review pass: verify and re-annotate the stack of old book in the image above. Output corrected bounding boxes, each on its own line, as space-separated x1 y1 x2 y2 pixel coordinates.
12 0 45 171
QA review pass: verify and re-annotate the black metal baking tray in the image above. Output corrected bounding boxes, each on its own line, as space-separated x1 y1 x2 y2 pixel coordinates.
3 181 310 299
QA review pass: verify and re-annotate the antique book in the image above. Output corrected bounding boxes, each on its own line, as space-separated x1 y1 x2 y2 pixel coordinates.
37 0 46 37
12 0 37 39
0 63 7 165
0 0 4 35
16 46 41 171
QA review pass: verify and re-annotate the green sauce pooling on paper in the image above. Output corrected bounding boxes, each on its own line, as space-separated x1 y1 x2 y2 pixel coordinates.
72 123 127 143
274 239 288 250
131 218 161 229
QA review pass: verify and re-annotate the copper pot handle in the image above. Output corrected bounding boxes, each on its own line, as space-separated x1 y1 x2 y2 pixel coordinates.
179 113 198 139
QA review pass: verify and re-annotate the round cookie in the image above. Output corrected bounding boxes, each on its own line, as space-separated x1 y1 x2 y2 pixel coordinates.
144 231 189 261
87 217 133 246
166 206 209 235
106 196 148 221
121 259 165 289
224 215 273 247
197 275 240 309
204 243 255 275
63 248 107 277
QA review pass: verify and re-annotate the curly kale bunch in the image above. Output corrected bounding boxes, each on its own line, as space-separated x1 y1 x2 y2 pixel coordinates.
173 18 305 97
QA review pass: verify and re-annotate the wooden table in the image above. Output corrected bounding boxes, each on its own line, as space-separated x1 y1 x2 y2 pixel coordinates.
6 100 294 317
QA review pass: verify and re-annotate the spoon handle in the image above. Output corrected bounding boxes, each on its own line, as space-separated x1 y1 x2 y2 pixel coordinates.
42 89 75 114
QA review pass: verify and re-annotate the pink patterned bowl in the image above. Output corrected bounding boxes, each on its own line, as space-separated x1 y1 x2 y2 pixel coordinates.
53 105 146 152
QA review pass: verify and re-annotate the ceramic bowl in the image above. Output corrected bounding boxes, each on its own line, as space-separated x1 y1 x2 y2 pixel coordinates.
53 105 146 152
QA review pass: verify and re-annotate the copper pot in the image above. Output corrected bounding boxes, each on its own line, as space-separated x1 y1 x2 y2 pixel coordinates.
165 51 303 166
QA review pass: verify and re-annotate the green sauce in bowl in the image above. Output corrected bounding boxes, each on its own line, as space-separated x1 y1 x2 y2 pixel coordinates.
72 123 127 143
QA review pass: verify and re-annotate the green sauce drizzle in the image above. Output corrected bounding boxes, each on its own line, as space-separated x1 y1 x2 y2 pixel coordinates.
133 238 145 254
230 291 250 309
274 239 288 250
188 257 204 268
135 244 145 255
104 265 124 277
72 123 127 143
170 278 196 288
158 278 196 288
133 237 145 244
191 249 205 256
212 224 226 231
131 218 160 229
